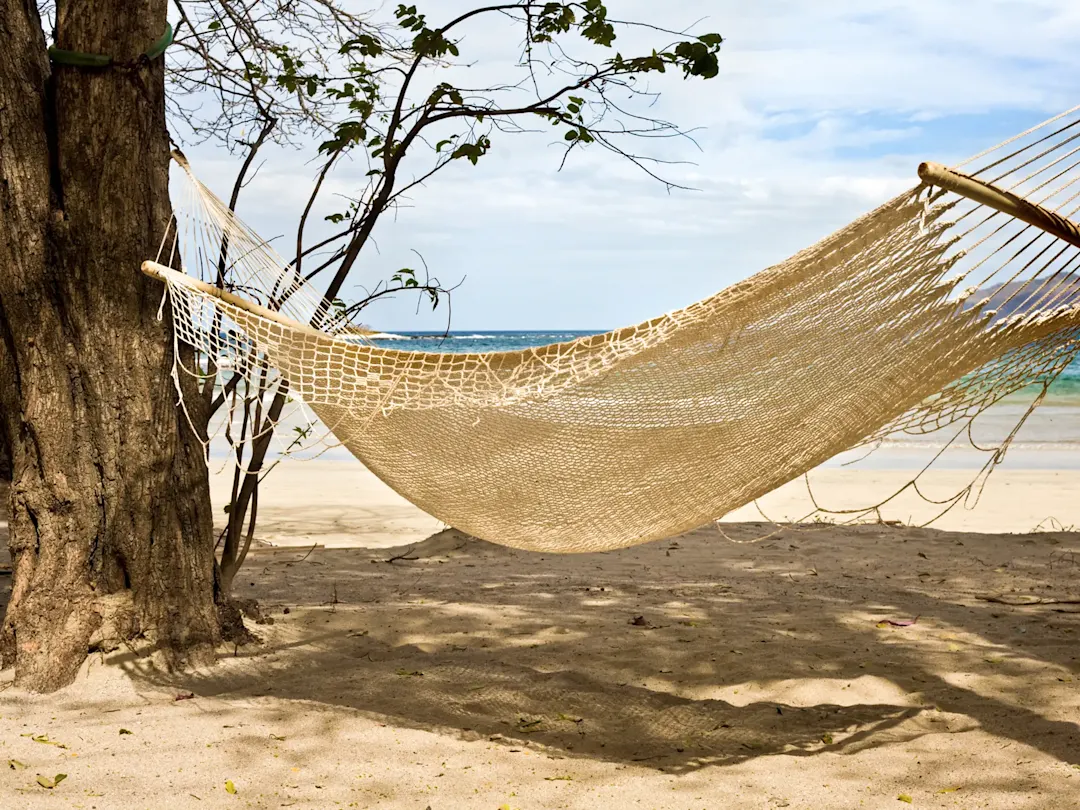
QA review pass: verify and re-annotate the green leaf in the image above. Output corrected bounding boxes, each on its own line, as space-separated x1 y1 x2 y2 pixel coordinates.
119 728 133 735
225 779 237 794
36 774 66 789
340 34 383 57
208 20 222 31
897 794 913 804
29 734 67 749
565 130 578 141
7 760 26 770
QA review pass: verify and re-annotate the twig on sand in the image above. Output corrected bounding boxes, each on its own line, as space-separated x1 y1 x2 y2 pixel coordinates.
877 616 919 627
978 594 1080 606
384 545 420 564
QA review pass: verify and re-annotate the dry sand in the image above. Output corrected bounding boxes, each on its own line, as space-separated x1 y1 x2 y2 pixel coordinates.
2 460 1079 809
205 461 1080 550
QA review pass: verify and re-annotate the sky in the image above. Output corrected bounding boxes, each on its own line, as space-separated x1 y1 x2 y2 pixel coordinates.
183 1 1080 331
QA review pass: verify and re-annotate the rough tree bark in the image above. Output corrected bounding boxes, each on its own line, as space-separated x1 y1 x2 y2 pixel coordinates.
0 0 220 691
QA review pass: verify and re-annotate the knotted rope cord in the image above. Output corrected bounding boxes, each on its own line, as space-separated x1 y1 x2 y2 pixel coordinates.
48 22 173 69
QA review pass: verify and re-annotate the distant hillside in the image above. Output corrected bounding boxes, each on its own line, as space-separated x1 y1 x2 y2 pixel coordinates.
967 274 1080 319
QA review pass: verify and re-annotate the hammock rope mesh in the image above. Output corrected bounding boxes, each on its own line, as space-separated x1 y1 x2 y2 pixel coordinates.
149 107 1080 552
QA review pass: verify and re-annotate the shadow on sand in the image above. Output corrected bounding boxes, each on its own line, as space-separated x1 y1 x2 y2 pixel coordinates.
93 522 1080 774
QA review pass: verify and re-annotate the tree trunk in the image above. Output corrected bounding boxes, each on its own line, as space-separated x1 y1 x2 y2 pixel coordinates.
0 0 220 691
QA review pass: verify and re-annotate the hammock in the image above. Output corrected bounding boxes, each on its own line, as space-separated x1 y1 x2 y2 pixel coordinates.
148 107 1080 552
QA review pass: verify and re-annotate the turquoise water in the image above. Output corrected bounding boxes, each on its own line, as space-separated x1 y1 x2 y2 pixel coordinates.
208 331 1078 469
1047 362 1080 402
370 330 1080 403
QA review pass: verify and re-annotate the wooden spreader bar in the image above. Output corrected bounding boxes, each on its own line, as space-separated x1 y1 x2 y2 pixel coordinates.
919 162 1080 250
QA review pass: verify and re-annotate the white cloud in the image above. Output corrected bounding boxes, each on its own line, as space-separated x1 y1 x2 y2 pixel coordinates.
181 0 1080 330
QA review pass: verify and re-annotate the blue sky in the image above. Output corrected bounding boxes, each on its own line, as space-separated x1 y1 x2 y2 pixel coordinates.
182 1 1080 331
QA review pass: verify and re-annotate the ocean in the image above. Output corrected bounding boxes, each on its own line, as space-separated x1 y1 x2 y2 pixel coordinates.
368 329 1080 403
361 330 1080 470
207 330 1079 470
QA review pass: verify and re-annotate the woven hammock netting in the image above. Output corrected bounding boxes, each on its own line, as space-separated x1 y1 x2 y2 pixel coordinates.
152 106 1080 553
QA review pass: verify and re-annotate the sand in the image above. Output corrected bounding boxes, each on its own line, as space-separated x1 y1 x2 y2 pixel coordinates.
2 460 1079 809
205 461 1080 550
206 460 445 548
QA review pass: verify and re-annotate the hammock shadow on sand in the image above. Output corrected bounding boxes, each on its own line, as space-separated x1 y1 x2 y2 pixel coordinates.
124 630 926 774
113 522 1080 774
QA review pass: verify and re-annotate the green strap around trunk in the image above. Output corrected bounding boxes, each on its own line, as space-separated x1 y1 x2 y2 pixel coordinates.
48 22 173 68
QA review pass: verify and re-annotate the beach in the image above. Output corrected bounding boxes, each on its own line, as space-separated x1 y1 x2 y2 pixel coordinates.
206 457 1080 550
207 371 1080 545
2 440 1079 808
5 1 1080 805
3 337 1079 808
